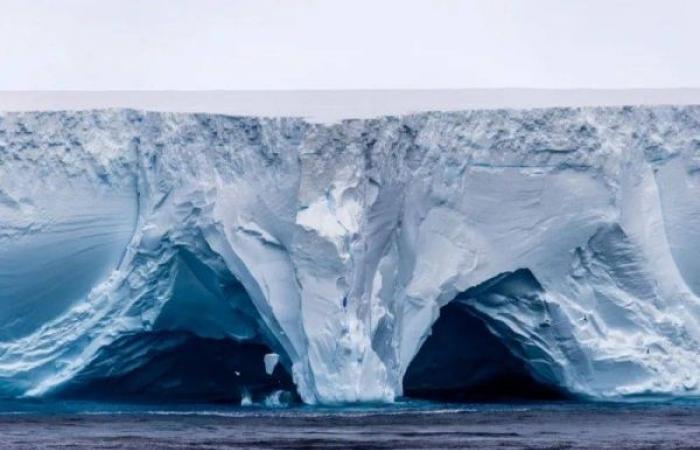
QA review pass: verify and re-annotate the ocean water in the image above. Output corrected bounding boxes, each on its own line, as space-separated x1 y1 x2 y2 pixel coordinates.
0 399 699 449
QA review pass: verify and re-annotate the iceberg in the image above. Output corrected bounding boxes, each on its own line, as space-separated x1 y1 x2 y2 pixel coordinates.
1 106 700 404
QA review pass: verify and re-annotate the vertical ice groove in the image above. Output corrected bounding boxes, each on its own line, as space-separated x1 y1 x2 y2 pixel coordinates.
1 107 700 403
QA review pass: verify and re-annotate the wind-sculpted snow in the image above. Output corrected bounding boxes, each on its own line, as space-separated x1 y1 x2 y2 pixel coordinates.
1 106 700 404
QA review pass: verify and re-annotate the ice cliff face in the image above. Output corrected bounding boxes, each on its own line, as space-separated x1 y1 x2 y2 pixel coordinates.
1 106 700 404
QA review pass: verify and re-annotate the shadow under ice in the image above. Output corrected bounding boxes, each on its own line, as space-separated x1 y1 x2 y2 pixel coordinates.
404 270 568 403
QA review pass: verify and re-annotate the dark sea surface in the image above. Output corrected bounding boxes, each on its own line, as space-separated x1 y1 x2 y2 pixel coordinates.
0 399 699 449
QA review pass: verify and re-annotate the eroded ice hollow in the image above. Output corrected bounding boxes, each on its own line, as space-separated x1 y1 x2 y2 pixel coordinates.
1 106 700 404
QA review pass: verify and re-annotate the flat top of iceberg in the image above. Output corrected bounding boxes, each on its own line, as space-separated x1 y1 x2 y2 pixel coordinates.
1 89 700 123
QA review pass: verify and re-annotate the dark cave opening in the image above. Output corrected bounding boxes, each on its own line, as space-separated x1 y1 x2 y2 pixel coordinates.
55 331 298 404
54 247 299 405
54 253 565 405
404 270 567 403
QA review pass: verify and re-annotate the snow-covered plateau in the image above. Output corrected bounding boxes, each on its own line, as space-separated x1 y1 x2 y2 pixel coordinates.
1 106 700 405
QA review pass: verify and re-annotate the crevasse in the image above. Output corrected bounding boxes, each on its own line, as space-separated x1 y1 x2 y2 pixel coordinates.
1 107 700 404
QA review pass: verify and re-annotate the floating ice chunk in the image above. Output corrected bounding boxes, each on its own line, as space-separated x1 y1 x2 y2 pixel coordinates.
264 353 280 376
240 389 252 407
264 390 293 407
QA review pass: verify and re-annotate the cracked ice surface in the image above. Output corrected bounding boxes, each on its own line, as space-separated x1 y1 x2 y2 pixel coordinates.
1 106 700 403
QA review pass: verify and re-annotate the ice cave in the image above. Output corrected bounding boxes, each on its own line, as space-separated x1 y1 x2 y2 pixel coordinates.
1 106 700 404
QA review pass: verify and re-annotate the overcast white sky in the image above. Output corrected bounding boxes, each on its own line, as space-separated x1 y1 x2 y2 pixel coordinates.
0 0 697 90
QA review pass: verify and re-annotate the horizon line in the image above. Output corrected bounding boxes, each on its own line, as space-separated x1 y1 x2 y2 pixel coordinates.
2 89 700 122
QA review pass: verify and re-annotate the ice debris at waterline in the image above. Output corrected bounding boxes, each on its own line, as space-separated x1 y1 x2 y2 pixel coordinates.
1 107 700 405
